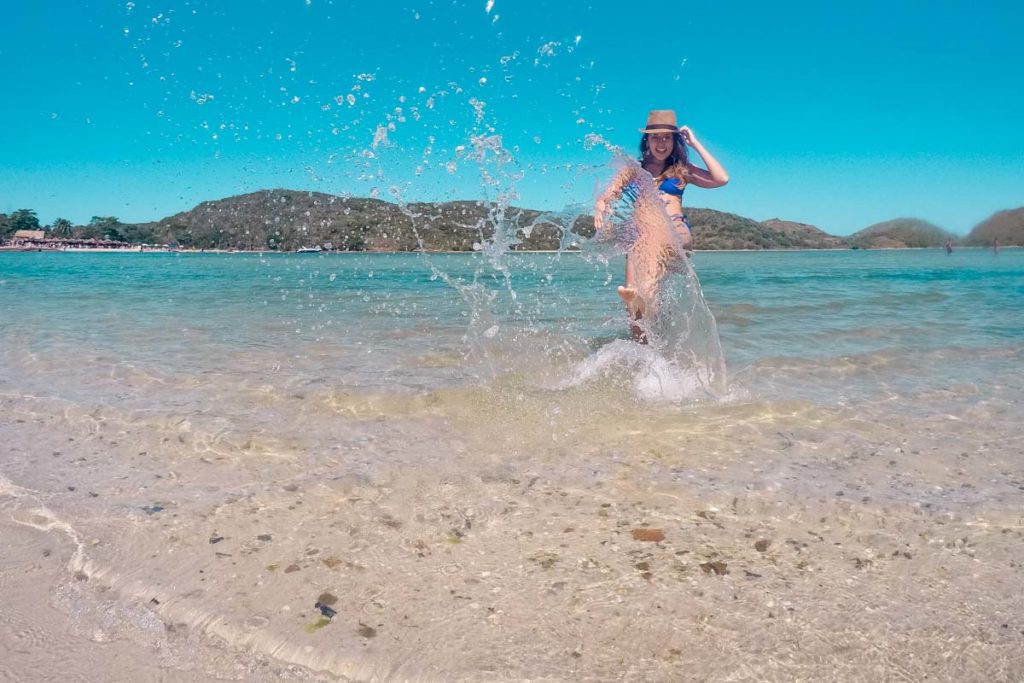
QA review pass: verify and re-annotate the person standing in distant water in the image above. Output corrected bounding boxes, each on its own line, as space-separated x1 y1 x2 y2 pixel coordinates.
594 110 729 341
993 238 1000 255
945 239 953 255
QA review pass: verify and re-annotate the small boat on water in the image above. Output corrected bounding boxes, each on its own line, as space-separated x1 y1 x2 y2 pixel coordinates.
296 246 323 253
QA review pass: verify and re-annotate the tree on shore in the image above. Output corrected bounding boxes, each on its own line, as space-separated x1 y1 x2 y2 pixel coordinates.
82 216 126 242
1 209 40 239
11 209 41 231
51 217 73 237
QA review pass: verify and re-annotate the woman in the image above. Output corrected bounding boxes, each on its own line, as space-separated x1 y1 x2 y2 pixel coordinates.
594 109 729 341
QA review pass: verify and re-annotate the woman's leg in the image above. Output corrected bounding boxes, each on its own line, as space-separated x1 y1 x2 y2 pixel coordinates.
617 255 648 343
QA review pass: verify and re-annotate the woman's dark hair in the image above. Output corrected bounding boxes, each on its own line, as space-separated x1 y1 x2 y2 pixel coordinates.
639 132 688 174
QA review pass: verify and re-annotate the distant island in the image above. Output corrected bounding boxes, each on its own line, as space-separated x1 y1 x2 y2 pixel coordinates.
846 218 957 249
2 191 1021 252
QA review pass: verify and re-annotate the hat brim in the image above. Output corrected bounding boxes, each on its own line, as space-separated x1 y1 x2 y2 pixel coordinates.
639 125 680 134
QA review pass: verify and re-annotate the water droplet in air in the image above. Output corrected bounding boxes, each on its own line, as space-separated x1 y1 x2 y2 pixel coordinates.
538 41 559 58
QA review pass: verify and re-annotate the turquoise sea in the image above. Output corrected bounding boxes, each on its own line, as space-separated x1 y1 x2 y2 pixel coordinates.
2 248 1024 682
2 248 1022 403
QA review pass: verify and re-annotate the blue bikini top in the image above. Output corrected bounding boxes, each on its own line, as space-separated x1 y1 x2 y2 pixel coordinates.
658 177 686 197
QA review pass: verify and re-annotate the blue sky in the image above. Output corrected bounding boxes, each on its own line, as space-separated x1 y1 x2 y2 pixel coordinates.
2 0 1022 235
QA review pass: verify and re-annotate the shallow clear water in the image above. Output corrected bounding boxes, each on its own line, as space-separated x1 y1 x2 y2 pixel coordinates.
2 248 1023 682
2 248 1021 401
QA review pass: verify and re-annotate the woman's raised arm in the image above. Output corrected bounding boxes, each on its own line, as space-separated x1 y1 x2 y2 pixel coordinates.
680 126 729 189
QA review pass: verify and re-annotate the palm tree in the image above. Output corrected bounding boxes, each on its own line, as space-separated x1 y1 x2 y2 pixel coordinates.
51 217 73 237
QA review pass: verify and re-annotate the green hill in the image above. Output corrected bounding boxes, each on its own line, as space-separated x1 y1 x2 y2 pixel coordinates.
8 191 1023 252
135 190 578 252
683 210 840 250
759 218 846 249
847 218 956 249
120 189 852 252
965 207 1024 247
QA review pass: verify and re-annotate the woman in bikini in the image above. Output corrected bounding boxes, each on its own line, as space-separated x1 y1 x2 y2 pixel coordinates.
594 109 729 342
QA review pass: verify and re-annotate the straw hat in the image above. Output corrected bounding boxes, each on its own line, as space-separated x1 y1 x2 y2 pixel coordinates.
639 110 680 134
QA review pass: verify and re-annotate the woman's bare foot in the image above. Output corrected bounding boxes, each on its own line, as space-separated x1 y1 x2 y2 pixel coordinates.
618 285 644 315
617 286 649 342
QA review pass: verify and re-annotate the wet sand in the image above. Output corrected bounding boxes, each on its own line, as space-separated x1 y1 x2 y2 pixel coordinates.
3 380 1024 682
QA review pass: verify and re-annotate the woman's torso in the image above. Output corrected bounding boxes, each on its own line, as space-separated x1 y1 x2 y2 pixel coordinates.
648 163 690 246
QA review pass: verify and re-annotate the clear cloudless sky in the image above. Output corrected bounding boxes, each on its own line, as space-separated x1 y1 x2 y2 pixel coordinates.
2 0 1022 235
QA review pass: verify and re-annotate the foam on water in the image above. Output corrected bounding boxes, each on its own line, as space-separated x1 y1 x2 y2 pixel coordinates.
558 339 723 403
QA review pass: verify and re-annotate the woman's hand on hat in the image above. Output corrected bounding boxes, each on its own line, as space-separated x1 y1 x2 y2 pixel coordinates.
680 126 699 147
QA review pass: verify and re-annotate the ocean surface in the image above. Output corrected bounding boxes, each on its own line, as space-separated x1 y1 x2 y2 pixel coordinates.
2 247 1024 682
3 248 1021 405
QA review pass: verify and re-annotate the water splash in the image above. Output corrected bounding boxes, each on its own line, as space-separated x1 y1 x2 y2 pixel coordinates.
585 155 728 399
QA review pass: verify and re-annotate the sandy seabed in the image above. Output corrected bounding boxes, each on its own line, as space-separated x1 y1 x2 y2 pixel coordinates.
2 375 1024 683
